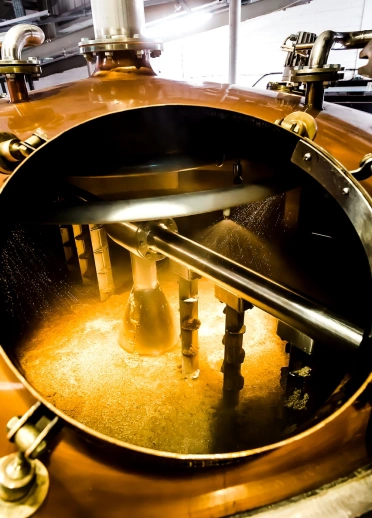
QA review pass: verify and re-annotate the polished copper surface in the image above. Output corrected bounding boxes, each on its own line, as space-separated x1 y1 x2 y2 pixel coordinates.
0 74 371 174
0 354 371 517
1 74 372 515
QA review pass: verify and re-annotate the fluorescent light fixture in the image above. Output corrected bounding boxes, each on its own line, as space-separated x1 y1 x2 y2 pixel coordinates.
145 12 213 39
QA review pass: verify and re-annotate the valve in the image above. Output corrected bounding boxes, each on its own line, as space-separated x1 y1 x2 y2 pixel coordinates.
0 401 61 517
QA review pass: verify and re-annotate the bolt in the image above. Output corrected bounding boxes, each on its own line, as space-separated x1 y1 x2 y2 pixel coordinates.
342 187 350 196
303 152 312 162
6 416 19 433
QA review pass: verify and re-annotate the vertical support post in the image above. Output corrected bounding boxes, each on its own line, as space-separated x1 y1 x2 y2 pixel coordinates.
173 262 201 378
179 275 201 378
59 225 76 270
228 0 241 84
5 74 29 103
89 224 115 301
72 224 96 286
222 305 245 406
215 285 251 406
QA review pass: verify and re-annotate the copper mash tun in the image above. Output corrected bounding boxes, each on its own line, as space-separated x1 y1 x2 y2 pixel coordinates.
1 0 372 516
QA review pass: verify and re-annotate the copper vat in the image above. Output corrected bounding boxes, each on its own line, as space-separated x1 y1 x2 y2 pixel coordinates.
0 66 372 517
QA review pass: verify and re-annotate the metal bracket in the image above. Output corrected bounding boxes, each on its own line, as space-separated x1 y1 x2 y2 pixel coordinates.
0 402 62 517
275 111 318 140
277 320 315 355
137 219 178 261
350 153 372 181
0 131 47 174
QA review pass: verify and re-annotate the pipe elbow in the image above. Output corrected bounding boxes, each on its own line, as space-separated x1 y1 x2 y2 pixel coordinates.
1 24 45 61
308 30 338 68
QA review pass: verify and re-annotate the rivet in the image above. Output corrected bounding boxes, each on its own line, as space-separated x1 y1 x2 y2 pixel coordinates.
303 152 312 162
342 187 350 196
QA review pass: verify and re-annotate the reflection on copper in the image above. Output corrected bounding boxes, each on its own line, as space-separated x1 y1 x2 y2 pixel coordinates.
0 382 24 391
0 75 371 172
93 51 156 78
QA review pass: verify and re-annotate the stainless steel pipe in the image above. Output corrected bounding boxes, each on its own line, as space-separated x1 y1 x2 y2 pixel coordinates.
90 0 145 38
106 222 363 352
1 24 44 60
300 29 372 109
308 30 372 68
228 0 241 84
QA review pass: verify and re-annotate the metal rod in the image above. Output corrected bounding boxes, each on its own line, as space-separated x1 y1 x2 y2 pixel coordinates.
30 181 294 225
228 0 241 84
221 305 245 407
179 275 200 378
142 225 363 351
106 222 363 351
305 82 324 111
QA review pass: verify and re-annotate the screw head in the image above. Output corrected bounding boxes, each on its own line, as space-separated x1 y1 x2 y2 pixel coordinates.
342 187 350 196
303 152 312 162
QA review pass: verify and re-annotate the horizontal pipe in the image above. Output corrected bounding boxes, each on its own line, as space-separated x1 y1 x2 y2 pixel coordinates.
309 30 372 69
27 181 293 225
282 30 372 60
106 222 363 352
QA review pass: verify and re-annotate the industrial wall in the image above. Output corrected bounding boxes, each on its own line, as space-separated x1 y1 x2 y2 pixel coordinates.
35 0 372 88
157 0 372 86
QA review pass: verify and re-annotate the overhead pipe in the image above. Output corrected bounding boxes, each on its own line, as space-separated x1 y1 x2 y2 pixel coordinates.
1 24 44 60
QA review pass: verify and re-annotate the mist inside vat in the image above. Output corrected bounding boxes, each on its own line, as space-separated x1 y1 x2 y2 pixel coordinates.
0 225 79 335
119 253 178 356
196 196 284 275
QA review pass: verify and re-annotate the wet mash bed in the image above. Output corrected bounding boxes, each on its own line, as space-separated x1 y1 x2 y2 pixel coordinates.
16 275 291 455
